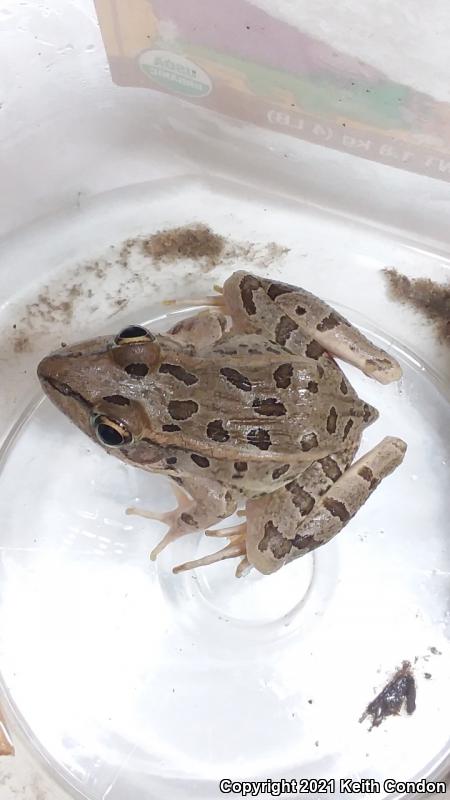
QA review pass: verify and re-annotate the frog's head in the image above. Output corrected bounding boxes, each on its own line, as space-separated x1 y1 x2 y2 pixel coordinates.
37 326 162 452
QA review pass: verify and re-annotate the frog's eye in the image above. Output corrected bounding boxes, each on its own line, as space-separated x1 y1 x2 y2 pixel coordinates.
115 326 154 346
92 414 133 447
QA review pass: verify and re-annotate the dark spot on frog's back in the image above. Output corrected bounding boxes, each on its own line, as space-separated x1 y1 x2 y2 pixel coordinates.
300 432 319 452
207 419 230 442
343 418 354 440
363 403 378 423
103 395 130 406
273 363 293 389
306 340 325 360
319 456 342 482
340 378 348 395
168 400 199 420
287 481 315 515
240 274 261 315
163 423 181 432
317 312 340 332
272 464 290 481
275 315 298 346
233 461 248 478
326 406 338 434
307 380 318 393
247 428 271 450
252 397 287 417
220 367 252 392
191 453 210 468
267 282 295 300
159 363 198 386
125 363 149 378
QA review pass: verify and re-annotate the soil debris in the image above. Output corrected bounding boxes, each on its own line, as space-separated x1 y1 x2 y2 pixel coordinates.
360 661 416 730
5 224 289 362
13 335 32 353
142 224 226 268
383 268 450 343
140 223 289 273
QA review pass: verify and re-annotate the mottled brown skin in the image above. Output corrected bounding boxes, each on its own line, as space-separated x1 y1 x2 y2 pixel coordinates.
37 272 407 576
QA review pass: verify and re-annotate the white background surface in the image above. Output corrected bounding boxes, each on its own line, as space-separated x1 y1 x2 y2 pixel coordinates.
1 1 449 798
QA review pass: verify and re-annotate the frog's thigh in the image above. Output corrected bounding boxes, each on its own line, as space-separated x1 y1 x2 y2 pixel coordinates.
246 437 406 574
167 310 228 348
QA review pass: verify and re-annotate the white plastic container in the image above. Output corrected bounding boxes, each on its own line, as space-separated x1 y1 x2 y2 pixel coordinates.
1 2 449 798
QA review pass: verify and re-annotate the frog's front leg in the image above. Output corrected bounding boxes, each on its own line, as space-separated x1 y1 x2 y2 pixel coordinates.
167 309 228 349
127 475 240 566
244 436 406 574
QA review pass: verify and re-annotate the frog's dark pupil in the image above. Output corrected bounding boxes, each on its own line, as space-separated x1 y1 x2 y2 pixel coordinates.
119 325 149 340
97 423 124 447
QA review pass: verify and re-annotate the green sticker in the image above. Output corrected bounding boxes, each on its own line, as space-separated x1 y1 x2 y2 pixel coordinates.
139 50 212 97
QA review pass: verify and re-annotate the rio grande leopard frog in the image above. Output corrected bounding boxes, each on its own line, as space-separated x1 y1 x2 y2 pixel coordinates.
38 271 406 576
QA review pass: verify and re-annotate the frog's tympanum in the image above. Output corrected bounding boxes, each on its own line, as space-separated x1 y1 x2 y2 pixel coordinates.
38 272 406 577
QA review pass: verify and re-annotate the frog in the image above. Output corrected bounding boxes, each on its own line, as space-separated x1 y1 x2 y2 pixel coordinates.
37 271 407 577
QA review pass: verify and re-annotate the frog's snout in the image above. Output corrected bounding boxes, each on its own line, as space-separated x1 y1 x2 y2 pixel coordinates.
37 354 54 383
37 352 96 441
37 353 74 391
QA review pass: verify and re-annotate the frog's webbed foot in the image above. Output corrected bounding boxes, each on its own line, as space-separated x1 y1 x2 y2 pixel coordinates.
127 482 197 560
128 477 240 567
173 522 249 577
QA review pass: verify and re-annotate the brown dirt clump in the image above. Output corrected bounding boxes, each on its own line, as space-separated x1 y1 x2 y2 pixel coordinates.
142 224 225 268
360 661 416 730
383 268 450 343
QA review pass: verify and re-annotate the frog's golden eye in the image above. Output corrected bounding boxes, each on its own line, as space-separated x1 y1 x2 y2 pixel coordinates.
115 326 154 346
92 414 133 447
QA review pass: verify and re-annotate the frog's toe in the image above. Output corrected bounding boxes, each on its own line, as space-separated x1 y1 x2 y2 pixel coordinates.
205 521 247 538
172 536 246 575
149 523 195 561
205 522 253 576
126 482 197 560
235 555 253 578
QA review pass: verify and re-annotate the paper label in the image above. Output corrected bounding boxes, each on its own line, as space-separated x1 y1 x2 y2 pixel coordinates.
94 0 450 182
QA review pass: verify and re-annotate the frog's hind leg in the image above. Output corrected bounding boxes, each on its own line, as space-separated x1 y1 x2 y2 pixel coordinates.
197 442 359 577
244 436 406 575
222 272 401 384
127 476 239 564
